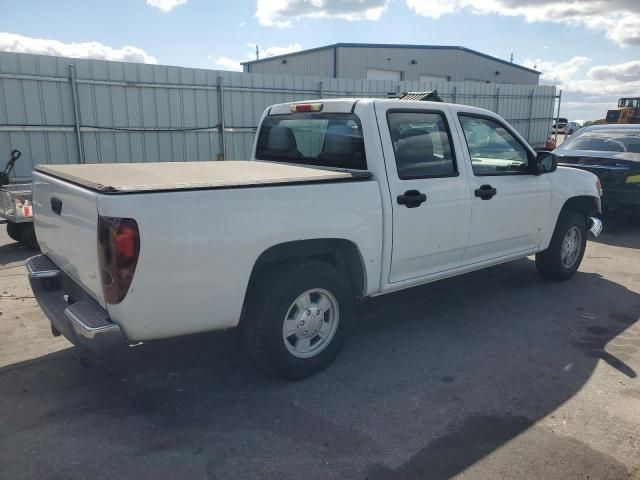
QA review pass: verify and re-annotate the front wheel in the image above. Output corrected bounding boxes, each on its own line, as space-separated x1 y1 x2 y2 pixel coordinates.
535 211 587 281
242 260 355 379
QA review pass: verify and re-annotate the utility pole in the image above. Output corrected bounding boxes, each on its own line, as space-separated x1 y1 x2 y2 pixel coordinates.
510 53 514 63
255 44 259 60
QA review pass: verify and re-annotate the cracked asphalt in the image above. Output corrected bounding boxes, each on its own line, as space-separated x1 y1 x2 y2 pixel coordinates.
0 215 639 479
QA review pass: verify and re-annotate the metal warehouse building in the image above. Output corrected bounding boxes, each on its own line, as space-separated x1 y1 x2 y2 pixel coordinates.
242 43 540 85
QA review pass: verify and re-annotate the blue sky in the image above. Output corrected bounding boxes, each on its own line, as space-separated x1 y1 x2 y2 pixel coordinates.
1 0 640 121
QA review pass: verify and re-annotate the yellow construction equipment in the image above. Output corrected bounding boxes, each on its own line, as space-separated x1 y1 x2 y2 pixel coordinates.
605 97 640 124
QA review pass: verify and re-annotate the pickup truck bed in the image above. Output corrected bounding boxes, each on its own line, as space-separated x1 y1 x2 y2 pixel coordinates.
36 161 369 193
30 161 383 345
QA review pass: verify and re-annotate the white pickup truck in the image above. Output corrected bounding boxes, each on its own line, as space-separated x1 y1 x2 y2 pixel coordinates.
27 98 603 379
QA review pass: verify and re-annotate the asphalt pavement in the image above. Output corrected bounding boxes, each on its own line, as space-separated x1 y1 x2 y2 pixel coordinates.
0 216 638 479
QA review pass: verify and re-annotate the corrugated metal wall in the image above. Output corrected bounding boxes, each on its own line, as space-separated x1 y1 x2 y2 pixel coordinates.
337 47 539 85
245 48 335 77
0 52 555 182
244 46 539 85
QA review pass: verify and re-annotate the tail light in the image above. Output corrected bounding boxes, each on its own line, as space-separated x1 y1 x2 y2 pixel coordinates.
290 103 323 113
98 216 140 304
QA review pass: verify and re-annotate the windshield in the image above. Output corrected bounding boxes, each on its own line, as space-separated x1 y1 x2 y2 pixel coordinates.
557 128 640 153
255 113 367 170
619 98 640 108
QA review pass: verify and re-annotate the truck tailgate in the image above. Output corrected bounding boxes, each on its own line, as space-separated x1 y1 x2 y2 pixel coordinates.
32 171 105 306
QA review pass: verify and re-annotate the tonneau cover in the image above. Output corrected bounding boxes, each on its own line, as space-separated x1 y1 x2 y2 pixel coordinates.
35 161 369 193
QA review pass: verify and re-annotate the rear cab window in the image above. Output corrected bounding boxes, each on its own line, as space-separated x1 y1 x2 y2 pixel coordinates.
255 113 367 170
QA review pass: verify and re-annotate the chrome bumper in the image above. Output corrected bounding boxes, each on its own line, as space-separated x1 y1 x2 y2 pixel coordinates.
588 217 603 238
26 254 126 354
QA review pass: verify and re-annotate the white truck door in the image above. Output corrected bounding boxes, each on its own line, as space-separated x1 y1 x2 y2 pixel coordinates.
455 113 551 264
375 102 472 283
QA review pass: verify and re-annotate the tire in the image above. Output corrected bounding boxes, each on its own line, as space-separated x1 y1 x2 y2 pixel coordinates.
20 223 39 250
242 260 355 380
6 222 21 243
6 222 39 250
535 210 587 281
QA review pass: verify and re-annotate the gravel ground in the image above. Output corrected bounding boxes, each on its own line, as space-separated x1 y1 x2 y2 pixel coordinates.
0 216 638 480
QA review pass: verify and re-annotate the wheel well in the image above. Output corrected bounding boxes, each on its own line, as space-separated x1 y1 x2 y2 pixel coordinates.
244 239 367 305
560 196 599 219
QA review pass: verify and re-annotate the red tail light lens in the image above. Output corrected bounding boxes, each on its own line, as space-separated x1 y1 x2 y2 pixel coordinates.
289 103 323 113
98 216 140 304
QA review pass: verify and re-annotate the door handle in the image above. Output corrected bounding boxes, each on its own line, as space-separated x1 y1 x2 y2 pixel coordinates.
474 185 497 200
50 197 62 215
397 190 427 208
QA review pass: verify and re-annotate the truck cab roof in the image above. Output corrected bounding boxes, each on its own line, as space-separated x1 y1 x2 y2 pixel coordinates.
268 98 475 115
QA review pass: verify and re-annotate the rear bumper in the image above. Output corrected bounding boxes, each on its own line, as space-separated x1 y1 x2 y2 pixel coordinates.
26 254 127 354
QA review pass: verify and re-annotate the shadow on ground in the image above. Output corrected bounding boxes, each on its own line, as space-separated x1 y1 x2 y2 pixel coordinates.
0 237 37 266
0 258 638 479
593 212 640 249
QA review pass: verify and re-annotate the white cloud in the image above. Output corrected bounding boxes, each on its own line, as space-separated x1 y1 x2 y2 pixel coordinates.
247 42 302 58
524 56 592 85
522 55 640 120
210 43 302 71
146 0 187 12
405 0 640 46
256 0 390 28
589 60 640 82
0 32 157 63
209 56 243 71
405 0 460 18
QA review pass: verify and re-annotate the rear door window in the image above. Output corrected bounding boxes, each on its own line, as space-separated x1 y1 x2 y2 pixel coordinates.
255 113 366 170
387 111 457 179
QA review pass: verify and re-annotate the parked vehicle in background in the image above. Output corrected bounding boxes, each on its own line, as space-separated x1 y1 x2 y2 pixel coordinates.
554 124 640 214
567 121 582 136
552 118 569 134
27 99 603 379
0 149 38 249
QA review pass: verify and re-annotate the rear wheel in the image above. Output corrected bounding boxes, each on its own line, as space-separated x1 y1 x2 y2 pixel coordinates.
6 223 38 249
535 211 587 281
6 222 20 243
242 260 354 379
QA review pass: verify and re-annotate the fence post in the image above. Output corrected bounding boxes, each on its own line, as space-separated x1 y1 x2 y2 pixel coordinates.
527 88 534 142
318 81 323 99
495 87 500 115
452 86 457 104
68 63 85 164
217 75 226 160
555 89 562 146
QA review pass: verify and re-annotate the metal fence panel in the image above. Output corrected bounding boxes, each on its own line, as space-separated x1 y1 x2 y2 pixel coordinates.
0 52 556 181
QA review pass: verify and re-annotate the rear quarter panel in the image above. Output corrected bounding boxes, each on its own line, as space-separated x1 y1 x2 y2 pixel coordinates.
98 180 383 341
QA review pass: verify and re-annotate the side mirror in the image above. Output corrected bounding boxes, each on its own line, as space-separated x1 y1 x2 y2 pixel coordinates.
534 151 558 175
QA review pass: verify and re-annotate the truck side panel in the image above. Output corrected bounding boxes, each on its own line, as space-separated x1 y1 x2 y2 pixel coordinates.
97 180 383 341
